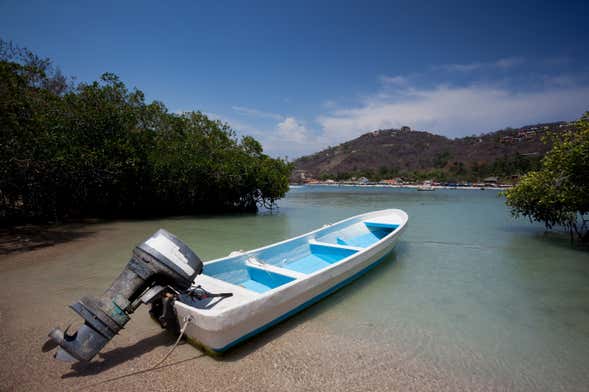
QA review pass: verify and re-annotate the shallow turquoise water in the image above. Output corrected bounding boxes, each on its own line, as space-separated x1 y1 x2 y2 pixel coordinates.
162 184 589 387
2 185 588 390
279 186 589 389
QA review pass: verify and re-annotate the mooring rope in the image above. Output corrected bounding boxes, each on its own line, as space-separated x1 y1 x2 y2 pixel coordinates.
149 315 192 370
80 315 198 390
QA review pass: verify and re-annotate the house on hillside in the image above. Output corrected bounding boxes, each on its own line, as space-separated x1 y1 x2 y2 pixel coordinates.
292 169 307 182
483 176 499 186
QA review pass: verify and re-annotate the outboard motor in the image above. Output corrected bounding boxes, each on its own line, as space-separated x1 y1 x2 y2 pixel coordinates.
48 229 202 362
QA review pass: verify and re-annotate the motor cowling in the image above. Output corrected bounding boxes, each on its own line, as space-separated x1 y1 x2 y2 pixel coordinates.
48 229 202 362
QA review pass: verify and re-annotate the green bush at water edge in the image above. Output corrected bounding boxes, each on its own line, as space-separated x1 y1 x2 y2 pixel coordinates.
504 112 589 243
0 40 292 222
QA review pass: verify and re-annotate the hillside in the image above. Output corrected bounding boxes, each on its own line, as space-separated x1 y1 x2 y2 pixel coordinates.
293 122 575 182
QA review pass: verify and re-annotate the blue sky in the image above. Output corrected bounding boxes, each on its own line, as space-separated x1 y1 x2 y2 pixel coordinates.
1 0 588 158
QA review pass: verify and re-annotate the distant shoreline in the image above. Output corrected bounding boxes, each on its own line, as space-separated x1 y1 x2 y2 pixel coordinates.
290 183 508 191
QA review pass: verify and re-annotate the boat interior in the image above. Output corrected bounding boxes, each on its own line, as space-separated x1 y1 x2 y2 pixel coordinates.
199 216 401 294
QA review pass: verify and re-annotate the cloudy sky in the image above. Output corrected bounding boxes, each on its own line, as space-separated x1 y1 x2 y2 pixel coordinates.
2 0 588 158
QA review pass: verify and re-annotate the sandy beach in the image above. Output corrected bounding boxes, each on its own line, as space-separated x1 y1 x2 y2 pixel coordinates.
2 187 588 392
0 224 518 392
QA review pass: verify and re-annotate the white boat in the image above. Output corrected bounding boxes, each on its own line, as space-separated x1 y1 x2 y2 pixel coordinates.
174 209 408 353
417 180 435 191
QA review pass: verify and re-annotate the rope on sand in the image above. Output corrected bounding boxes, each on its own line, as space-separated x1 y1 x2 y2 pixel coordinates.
150 315 192 370
79 315 197 390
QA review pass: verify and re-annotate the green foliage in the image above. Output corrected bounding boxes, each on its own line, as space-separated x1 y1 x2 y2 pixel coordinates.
312 152 540 183
504 113 589 242
0 41 291 222
318 152 541 183
433 151 452 168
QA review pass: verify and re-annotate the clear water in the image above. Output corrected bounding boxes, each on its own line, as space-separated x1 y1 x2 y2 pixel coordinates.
1 185 588 390
280 186 589 389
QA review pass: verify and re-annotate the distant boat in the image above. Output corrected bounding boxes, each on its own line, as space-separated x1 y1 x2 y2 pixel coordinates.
174 209 408 353
417 181 435 191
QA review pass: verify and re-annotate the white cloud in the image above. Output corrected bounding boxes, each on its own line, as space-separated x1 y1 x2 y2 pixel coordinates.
204 56 586 159
317 84 589 142
437 62 483 72
232 105 283 120
380 75 409 86
204 111 264 139
494 57 524 69
219 82 589 158
322 99 338 109
435 57 525 72
207 111 323 158
263 116 328 158
276 117 311 143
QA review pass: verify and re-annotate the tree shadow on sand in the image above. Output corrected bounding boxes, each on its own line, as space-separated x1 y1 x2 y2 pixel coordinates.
0 224 98 255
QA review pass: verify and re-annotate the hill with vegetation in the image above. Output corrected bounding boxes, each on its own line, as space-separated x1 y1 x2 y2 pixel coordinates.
293 123 575 183
0 40 291 223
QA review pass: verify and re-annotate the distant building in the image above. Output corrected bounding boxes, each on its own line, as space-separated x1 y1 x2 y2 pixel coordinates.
400 126 411 132
483 176 499 185
358 177 369 184
292 170 307 182
379 179 398 185
500 136 515 143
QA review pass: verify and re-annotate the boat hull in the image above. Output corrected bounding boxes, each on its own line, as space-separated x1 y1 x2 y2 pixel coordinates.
174 209 407 353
